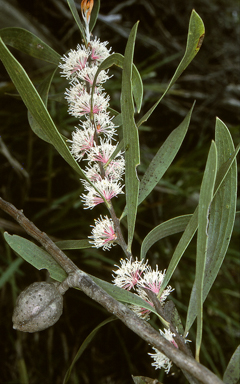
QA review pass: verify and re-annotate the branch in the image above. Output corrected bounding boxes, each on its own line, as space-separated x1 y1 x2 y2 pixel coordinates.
0 197 78 274
66 270 224 384
0 197 224 384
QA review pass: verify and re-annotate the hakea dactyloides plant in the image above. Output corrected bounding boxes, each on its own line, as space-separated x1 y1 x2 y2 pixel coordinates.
0 0 238 383
57 1 189 372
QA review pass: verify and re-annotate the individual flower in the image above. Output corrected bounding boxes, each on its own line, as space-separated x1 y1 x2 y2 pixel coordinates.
64 81 85 105
148 328 177 373
88 215 117 250
148 348 172 373
94 112 117 138
112 257 149 291
69 125 95 161
77 66 110 86
104 157 125 181
89 37 112 63
58 45 89 79
138 266 174 303
80 178 124 209
84 155 125 183
160 328 178 349
86 139 123 165
84 163 103 183
67 90 110 118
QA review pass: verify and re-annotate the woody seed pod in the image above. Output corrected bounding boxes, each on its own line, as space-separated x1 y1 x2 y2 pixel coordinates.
12 282 63 333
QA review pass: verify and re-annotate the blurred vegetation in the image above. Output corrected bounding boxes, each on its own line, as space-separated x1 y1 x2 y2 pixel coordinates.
0 0 239 383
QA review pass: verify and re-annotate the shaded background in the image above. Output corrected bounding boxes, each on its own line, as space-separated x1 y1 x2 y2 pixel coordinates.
0 0 239 383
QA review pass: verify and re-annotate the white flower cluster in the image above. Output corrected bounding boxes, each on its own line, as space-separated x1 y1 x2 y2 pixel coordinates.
113 258 173 320
113 257 179 373
148 329 177 373
59 12 125 250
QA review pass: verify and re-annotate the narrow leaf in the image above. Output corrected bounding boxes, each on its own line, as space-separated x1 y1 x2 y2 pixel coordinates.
223 345 240 384
67 0 87 44
137 10 205 127
3 233 67 282
159 208 198 296
194 141 217 360
0 27 61 65
121 22 140 251
89 0 100 33
63 317 115 384
28 68 58 143
55 239 91 250
185 119 238 335
140 214 192 261
138 103 194 206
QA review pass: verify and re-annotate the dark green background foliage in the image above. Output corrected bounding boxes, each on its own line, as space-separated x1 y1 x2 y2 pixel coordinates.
0 0 239 383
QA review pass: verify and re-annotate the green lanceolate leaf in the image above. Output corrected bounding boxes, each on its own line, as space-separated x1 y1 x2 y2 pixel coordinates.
223 345 240 384
194 141 217 361
138 103 195 206
28 67 58 143
3 233 67 282
159 208 198 297
89 0 100 33
63 316 115 384
137 10 205 127
0 27 61 65
67 0 87 45
55 239 91 250
121 22 140 252
0 38 93 183
140 214 192 261
92 52 143 113
185 119 238 336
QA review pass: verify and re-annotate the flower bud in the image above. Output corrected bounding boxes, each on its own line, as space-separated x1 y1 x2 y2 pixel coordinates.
12 282 63 333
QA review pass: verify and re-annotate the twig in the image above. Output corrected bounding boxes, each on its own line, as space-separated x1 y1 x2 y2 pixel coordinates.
0 197 78 274
0 197 224 384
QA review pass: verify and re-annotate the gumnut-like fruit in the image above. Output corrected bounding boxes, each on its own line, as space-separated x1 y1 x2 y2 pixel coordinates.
12 282 63 333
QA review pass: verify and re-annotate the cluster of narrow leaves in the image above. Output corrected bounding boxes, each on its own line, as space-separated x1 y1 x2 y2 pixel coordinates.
0 0 239 383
